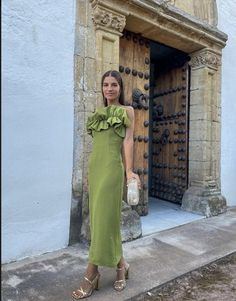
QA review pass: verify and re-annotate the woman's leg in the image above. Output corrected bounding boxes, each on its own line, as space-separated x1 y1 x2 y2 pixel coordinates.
113 255 129 291
85 262 99 278
116 255 129 281
72 263 99 299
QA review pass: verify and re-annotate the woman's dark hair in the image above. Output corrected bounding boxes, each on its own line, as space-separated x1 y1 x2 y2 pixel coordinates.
101 70 125 106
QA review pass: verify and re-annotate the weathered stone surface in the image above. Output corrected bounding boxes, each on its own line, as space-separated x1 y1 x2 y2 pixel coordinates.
80 193 90 241
182 185 227 217
173 0 218 27
75 26 86 56
121 201 142 242
76 0 88 26
69 194 83 244
74 55 84 91
85 26 96 59
84 57 96 91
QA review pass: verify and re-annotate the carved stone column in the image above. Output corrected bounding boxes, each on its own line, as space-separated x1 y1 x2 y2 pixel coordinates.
89 0 127 105
181 48 227 217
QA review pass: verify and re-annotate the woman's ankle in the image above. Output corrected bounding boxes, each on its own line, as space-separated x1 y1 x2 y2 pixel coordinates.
117 257 127 268
86 266 98 280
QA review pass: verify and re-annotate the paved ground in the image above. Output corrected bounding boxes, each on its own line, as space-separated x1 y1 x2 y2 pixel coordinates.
141 198 204 235
140 252 236 301
2 207 236 301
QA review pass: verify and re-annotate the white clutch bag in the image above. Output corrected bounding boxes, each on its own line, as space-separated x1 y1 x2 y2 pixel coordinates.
127 178 139 206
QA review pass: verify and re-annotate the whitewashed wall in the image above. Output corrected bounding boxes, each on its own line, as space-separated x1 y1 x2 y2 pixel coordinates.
2 0 75 263
217 0 236 206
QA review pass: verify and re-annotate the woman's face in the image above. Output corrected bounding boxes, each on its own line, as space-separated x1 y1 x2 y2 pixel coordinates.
102 76 120 103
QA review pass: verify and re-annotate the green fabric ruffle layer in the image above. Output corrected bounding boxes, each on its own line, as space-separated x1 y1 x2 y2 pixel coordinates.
86 105 130 138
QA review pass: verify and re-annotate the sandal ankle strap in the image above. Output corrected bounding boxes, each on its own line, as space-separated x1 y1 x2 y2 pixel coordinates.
83 272 99 285
116 263 129 271
84 276 93 285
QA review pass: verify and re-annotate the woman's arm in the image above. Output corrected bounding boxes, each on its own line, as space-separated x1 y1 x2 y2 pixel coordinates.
122 107 141 189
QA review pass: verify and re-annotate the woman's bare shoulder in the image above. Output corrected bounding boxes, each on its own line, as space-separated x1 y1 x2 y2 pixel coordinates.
121 105 134 113
123 106 134 121
121 105 134 121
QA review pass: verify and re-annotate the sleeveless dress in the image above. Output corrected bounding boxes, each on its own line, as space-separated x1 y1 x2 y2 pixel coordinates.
86 105 131 267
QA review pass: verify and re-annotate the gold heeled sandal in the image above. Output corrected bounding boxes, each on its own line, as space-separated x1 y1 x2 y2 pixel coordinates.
113 263 130 292
72 272 100 299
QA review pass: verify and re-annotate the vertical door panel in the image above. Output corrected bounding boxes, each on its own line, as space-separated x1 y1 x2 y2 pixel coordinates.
151 63 189 203
120 30 150 215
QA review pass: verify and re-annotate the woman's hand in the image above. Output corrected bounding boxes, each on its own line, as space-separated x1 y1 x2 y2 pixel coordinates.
126 171 142 190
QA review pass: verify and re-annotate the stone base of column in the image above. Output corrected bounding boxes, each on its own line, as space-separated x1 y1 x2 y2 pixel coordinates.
121 201 142 242
81 201 142 242
181 185 227 217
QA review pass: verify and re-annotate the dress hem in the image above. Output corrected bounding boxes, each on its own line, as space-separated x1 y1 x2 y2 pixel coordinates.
88 256 122 268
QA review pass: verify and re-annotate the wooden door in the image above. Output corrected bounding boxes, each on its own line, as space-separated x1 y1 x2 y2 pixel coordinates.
119 30 150 216
150 62 190 203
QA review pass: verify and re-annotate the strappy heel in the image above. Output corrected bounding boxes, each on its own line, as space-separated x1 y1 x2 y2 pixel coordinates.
72 272 100 299
113 263 130 292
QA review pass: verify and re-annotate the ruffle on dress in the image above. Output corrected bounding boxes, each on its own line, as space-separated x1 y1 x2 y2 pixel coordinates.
86 105 131 138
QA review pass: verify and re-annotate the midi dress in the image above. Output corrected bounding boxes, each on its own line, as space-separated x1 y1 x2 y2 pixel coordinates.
86 105 131 267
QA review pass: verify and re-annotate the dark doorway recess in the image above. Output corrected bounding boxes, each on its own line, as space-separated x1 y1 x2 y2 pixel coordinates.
149 41 191 204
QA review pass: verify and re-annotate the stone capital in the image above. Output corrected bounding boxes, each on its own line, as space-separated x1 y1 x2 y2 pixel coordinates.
189 49 221 70
89 2 126 35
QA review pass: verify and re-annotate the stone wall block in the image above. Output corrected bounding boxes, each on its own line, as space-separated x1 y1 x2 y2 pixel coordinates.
84 91 97 112
72 110 85 196
190 68 208 106
189 141 212 162
211 104 221 122
87 0 94 28
74 90 85 112
74 55 84 91
189 120 211 141
84 130 93 151
95 58 103 89
76 0 87 26
82 154 90 194
84 57 96 91
211 121 220 142
189 160 212 182
85 27 96 59
75 26 86 56
189 103 212 120
75 110 85 136
72 168 83 199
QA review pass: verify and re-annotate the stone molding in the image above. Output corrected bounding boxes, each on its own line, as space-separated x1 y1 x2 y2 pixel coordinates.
190 49 221 70
89 1 126 35
95 0 226 53
160 0 176 8
89 0 227 52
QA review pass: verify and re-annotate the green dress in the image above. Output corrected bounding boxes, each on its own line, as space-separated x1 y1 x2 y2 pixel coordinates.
86 105 131 267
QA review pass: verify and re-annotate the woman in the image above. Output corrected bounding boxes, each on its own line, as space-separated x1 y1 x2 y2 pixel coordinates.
72 70 141 299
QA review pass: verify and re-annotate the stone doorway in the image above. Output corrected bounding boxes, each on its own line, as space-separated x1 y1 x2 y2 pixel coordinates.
70 0 228 244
